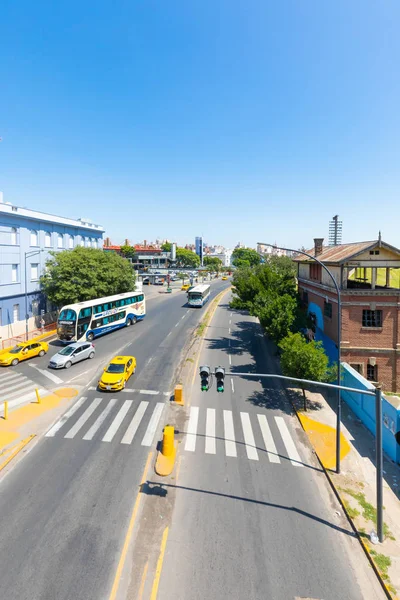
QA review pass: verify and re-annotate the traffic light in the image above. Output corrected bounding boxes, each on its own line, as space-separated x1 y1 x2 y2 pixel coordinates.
199 366 211 391
215 367 225 392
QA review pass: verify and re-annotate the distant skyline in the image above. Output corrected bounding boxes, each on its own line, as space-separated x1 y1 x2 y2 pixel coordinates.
1 1 399 249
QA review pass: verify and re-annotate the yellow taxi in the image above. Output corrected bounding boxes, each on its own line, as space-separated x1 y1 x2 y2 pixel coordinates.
0 341 49 367
181 284 190 291
222 276 228 280
98 355 136 391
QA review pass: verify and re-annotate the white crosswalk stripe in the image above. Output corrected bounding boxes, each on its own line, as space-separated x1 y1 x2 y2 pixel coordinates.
46 397 304 467
0 369 48 409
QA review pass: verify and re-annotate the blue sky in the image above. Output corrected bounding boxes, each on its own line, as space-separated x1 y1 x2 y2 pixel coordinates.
1 1 399 250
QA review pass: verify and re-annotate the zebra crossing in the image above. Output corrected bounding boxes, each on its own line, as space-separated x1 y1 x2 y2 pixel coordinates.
0 370 47 410
45 397 305 467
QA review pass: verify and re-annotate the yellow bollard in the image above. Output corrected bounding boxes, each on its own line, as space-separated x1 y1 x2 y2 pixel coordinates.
35 388 41 404
155 425 176 476
4 401 8 420
174 385 184 406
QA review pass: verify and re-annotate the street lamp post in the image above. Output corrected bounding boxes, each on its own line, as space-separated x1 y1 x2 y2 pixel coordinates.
257 242 343 474
24 249 43 341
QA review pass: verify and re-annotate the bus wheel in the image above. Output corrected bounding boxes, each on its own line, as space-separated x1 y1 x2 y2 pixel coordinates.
126 319 132 327
87 333 94 341
132 316 137 325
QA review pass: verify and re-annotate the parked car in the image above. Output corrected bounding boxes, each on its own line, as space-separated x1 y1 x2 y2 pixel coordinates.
0 341 49 367
154 277 164 285
49 341 95 369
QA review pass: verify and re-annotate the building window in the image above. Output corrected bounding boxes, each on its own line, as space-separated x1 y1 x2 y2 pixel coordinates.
32 300 39 317
30 230 38 246
369 250 380 255
57 233 64 248
362 309 382 328
12 264 18 283
69 235 74 249
324 301 332 319
31 263 39 281
13 304 20 323
367 364 378 382
11 227 17 245
45 232 52 247
350 363 363 375
309 263 322 281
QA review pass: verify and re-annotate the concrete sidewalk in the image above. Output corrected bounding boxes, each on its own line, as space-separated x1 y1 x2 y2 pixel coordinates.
290 385 400 598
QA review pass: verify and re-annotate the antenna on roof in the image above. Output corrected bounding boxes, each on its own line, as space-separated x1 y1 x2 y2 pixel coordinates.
329 215 342 246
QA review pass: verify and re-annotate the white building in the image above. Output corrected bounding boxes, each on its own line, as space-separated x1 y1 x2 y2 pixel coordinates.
207 249 232 267
257 243 287 257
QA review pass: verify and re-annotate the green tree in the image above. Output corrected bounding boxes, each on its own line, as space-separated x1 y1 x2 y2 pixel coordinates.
279 333 330 410
232 247 261 268
119 245 136 259
40 247 135 308
203 256 222 268
176 247 200 268
257 294 297 343
161 242 172 252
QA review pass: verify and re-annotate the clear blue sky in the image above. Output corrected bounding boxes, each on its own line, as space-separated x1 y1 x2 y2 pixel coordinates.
1 1 399 250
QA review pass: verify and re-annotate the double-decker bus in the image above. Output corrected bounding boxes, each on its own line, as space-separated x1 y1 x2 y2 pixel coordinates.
187 284 211 307
57 291 146 342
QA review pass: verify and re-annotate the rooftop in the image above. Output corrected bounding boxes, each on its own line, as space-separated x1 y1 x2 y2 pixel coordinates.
293 240 400 264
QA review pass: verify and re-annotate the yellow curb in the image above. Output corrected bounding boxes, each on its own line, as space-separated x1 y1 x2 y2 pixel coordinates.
54 387 79 398
0 435 35 472
297 412 351 470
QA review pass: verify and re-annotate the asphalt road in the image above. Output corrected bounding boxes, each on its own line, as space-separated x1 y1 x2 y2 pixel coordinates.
154 295 386 600
0 280 229 600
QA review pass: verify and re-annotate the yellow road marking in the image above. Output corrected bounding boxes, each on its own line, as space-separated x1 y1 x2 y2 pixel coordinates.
150 526 169 600
108 452 153 600
0 435 35 473
297 413 351 470
138 561 148 600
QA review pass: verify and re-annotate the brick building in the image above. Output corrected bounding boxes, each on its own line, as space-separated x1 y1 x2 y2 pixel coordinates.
294 236 400 392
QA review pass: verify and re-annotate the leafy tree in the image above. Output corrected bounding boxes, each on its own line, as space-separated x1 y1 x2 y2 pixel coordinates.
279 333 330 409
40 247 135 308
161 242 172 252
232 247 261 268
176 247 200 268
203 256 222 268
257 294 297 343
230 267 264 310
119 245 136 259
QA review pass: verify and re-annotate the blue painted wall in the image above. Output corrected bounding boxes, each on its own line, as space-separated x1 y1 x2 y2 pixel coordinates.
341 363 400 464
308 301 338 364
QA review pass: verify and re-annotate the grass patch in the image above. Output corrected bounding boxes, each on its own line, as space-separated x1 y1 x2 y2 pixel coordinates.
340 488 395 540
196 321 207 337
369 550 391 576
185 358 194 363
342 498 360 519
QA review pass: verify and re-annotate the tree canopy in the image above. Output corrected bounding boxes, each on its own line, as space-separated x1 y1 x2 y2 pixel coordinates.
203 256 223 269
161 242 172 252
41 247 136 308
119 245 136 259
231 247 261 268
176 247 200 268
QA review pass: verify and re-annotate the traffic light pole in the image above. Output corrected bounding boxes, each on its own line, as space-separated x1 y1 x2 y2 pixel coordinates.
201 368 384 543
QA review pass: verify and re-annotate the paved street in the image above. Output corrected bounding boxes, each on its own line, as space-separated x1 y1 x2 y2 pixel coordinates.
0 280 228 600
151 295 386 600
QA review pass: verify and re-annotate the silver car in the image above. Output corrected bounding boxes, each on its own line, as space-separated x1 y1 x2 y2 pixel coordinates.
49 341 95 369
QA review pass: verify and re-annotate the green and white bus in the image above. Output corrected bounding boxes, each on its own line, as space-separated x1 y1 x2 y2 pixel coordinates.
187 284 211 307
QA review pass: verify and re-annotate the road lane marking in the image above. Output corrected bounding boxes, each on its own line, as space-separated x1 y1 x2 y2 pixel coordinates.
185 406 199 452
240 412 259 460
166 331 172 338
102 400 132 442
181 315 185 321
229 327 231 334
88 386 96 390
108 452 153 600
64 398 101 438
28 364 63 384
150 526 169 600
0 379 34 394
45 396 88 437
83 399 117 440
68 369 91 383
230 312 232 317
141 403 164 446
175 322 179 327
0 373 24 385
223 410 237 457
231 378 235 393
274 417 303 467
229 354 232 365
147 357 153 365
139 389 159 395
257 414 281 463
205 408 216 454
228 339 231 347
121 401 149 445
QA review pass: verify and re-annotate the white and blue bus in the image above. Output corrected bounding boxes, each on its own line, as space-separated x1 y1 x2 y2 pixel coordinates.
187 284 211 307
57 291 146 342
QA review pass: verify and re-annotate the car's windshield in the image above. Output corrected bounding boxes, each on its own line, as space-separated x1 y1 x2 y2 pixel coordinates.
106 364 125 374
58 346 75 356
9 346 24 354
189 293 203 300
